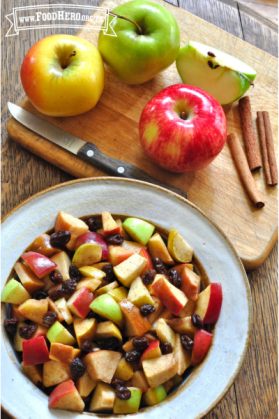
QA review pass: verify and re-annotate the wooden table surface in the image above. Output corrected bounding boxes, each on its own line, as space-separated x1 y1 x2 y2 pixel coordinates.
1 0 278 418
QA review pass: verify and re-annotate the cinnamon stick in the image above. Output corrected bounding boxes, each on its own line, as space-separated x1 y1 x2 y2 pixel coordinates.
238 96 262 171
257 112 272 185
227 133 265 208
262 111 278 185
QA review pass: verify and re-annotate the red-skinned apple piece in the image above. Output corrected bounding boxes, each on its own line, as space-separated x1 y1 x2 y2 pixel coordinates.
139 340 161 367
48 379 85 412
21 252 57 279
22 336 50 366
54 211 89 251
139 84 227 173
139 248 154 275
102 211 121 237
191 329 213 366
75 232 109 260
152 277 187 316
181 267 201 301
195 283 223 324
67 287 94 318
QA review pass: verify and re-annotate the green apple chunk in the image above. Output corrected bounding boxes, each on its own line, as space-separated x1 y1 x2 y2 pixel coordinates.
113 387 142 414
176 41 256 105
98 0 180 85
142 385 167 406
123 218 155 246
90 294 124 328
46 321 76 346
1 279 31 304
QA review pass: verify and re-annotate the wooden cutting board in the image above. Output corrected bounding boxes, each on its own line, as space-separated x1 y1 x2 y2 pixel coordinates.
7 0 278 271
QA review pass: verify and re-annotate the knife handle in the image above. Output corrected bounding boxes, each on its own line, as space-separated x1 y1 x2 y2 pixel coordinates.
77 142 187 199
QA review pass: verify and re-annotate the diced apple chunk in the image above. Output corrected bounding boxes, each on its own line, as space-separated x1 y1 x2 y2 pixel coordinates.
21 362 43 386
166 317 197 338
76 277 101 293
95 321 122 343
54 297 73 324
102 211 121 237
113 254 147 287
152 277 187 316
128 276 154 307
1 278 31 305
113 387 142 414
54 211 89 251
14 262 44 294
43 360 72 387
18 298 48 326
84 350 122 383
178 298 196 318
72 244 102 268
73 317 97 348
142 353 178 388
131 370 149 393
194 283 223 324
94 281 119 297
148 233 174 265
181 267 201 301
108 245 134 266
173 333 191 375
142 385 167 406
49 380 85 412
67 287 94 319
113 358 134 381
147 296 165 323
156 318 176 349
49 251 71 281
167 229 193 263
151 307 174 331
89 382 115 412
76 370 97 398
119 299 152 336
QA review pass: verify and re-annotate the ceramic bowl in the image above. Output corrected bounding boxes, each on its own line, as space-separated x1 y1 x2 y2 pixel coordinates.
1 177 252 419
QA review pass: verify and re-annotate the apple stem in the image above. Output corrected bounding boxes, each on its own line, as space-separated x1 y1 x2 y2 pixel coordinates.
238 72 255 87
62 51 76 69
181 111 187 120
109 12 143 35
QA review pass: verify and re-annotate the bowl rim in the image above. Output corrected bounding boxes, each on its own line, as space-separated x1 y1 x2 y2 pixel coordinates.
1 176 253 419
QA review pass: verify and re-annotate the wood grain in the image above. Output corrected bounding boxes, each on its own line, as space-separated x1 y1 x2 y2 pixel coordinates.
1 1 277 419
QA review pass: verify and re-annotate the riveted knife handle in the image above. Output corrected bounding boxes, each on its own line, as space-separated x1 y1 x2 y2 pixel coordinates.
77 142 187 199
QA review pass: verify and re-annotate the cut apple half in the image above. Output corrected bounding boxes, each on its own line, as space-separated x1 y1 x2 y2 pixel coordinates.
176 41 257 105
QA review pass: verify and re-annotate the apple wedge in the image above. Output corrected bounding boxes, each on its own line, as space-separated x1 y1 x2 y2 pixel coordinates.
14 262 44 295
148 233 174 265
49 342 80 365
29 233 60 257
76 370 97 398
84 350 122 383
122 217 155 246
78 265 106 280
49 251 71 281
139 247 154 275
22 336 50 366
107 286 128 303
113 254 147 287
46 321 76 346
191 329 213 366
72 243 102 268
132 371 149 393
139 340 161 367
142 353 178 388
127 276 154 307
119 299 152 336
67 287 94 319
21 252 57 279
151 307 174 331
195 283 223 323
156 318 176 349
167 229 193 263
173 333 191 375
21 362 43 386
90 294 124 328
54 211 89 251
108 245 134 266
152 276 187 316
49 379 85 412
102 211 121 237
113 387 142 414
94 280 119 297
76 277 101 293
95 321 122 343
18 298 49 325
89 382 115 412
1 278 31 304
43 359 72 387
73 316 97 347
147 296 165 324
178 298 196 318
75 231 109 260
11 304 27 321
113 357 134 381
181 267 201 301
142 385 167 406
166 317 197 338
54 297 73 324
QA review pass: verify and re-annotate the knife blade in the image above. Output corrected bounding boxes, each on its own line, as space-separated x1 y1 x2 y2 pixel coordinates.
8 102 187 199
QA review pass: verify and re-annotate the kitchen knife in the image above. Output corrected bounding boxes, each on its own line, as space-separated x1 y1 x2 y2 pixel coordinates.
8 102 187 199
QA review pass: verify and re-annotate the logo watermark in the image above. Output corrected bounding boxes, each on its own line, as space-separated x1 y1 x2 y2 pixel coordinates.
6 4 117 37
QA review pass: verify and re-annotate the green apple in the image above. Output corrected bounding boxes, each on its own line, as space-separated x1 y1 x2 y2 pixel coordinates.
46 321 76 346
72 244 102 268
142 385 167 406
90 294 124 328
128 276 154 307
1 279 31 304
176 41 257 105
98 0 180 85
113 387 142 414
123 218 155 246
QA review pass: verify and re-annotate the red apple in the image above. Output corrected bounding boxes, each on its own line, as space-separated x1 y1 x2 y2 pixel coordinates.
139 248 154 275
102 211 121 237
48 379 85 412
181 267 201 301
22 336 50 366
195 283 223 324
75 232 109 260
139 340 161 367
21 251 57 279
67 287 94 319
191 329 213 366
152 277 187 316
108 245 134 266
139 84 227 172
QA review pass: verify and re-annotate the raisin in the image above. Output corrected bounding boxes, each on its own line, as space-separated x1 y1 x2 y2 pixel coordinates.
48 288 64 301
133 337 150 351
4 318 18 336
43 311 58 326
80 340 93 355
69 264 81 282
168 269 182 288
33 290 48 300
142 269 156 286
62 279 77 295
181 335 193 351
208 60 213 69
86 217 98 232
191 314 204 329
19 323 37 339
160 342 172 355
106 234 124 245
102 264 115 281
115 387 131 400
86 311 105 322
99 337 120 351
207 51 216 57
153 258 167 275
50 230 71 248
70 358 86 380
49 269 63 284
112 379 126 388
125 350 141 362
140 304 156 317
